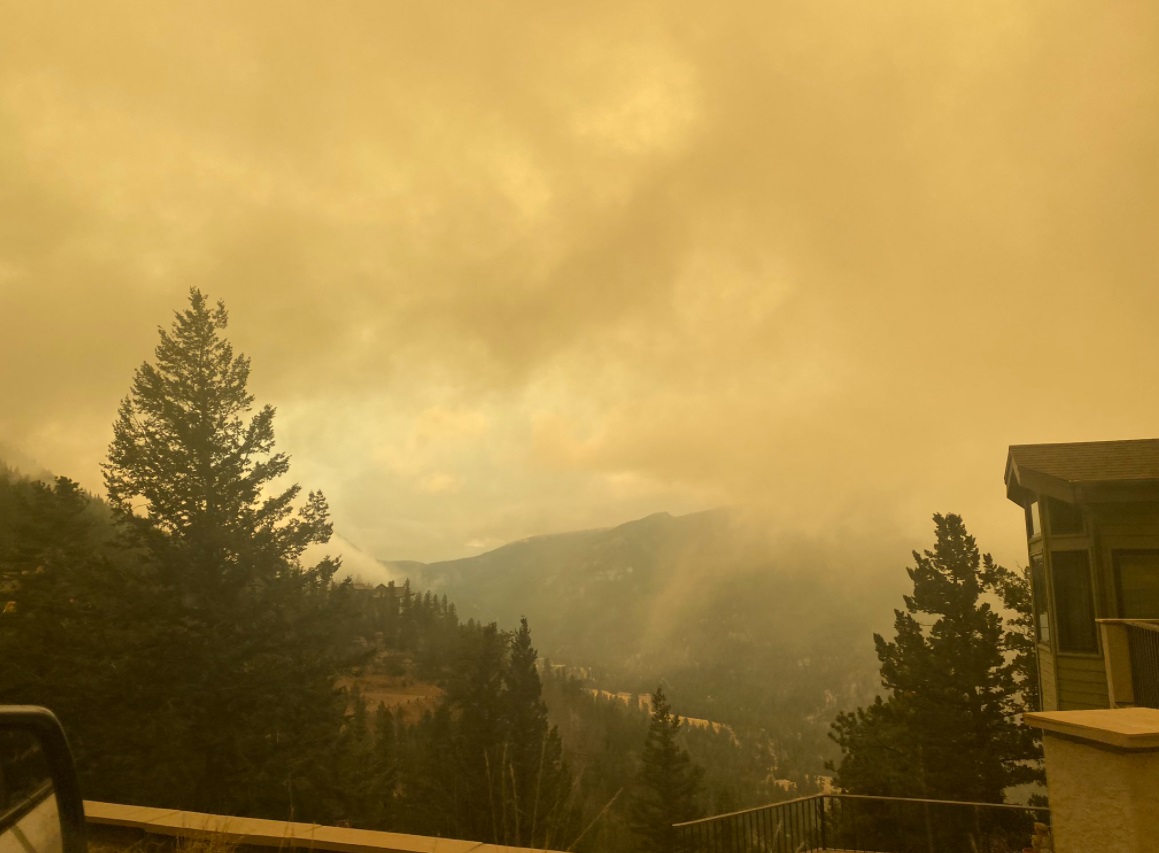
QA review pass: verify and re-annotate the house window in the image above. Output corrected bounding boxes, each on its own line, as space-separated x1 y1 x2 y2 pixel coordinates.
1046 497 1083 535
1114 551 1159 619
1030 555 1050 644
1025 501 1041 539
1052 550 1097 653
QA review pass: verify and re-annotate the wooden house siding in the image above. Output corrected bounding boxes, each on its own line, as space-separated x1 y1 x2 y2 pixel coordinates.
1056 654 1109 709
1038 645 1058 711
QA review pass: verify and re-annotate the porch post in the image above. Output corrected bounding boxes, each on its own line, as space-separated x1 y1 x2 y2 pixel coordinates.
1098 620 1135 707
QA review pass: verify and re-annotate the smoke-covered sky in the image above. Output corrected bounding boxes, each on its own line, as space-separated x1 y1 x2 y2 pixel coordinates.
2 1 1156 566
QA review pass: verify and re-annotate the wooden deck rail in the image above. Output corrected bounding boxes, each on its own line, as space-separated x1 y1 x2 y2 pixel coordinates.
83 801 566 853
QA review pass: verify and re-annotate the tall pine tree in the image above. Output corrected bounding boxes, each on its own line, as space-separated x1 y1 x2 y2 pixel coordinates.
628 687 703 853
501 617 572 849
829 514 1041 805
399 618 575 848
100 289 355 817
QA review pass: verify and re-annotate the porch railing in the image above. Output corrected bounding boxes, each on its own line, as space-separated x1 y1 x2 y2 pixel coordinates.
674 794 1049 853
1098 618 1159 709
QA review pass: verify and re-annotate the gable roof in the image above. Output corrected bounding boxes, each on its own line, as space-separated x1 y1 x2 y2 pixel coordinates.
1006 439 1159 505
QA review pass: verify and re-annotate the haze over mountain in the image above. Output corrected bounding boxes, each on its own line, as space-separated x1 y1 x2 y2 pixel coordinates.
0 443 53 482
384 508 912 731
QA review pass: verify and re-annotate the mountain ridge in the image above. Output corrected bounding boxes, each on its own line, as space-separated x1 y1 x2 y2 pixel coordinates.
377 506 904 748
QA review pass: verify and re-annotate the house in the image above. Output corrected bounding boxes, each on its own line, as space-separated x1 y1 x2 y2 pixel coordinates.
351 581 393 598
1005 438 1159 711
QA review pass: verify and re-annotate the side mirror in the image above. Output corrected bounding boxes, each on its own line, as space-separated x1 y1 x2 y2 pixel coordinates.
0 707 86 853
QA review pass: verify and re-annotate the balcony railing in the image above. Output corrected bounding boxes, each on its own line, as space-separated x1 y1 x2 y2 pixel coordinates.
674 794 1049 853
1098 619 1159 709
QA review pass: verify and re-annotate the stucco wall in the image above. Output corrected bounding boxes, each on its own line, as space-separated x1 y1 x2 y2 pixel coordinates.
1041 734 1159 853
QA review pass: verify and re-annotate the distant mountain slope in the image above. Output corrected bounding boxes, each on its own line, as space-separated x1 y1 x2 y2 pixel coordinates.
396 510 723 663
0 444 55 481
386 508 908 738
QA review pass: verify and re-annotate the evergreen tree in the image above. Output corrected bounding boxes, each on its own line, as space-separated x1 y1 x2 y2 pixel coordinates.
829 514 1042 805
628 687 703 853
991 560 1046 793
500 617 573 849
99 289 354 817
991 562 1041 713
396 618 576 847
104 289 335 585
369 703 399 827
332 686 370 821
446 622 510 841
0 476 128 755
398 699 460 836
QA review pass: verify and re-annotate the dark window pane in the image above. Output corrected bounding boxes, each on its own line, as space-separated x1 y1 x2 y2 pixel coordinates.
1030 555 1050 644
1115 551 1159 619
1053 550 1097 652
1046 497 1083 535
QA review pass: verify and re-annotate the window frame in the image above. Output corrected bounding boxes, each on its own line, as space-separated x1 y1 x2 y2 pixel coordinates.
1030 554 1050 646
1026 501 1042 540
1050 548 1099 654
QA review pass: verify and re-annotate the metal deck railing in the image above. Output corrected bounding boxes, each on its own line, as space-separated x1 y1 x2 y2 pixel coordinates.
674 794 1049 853
1126 621 1159 708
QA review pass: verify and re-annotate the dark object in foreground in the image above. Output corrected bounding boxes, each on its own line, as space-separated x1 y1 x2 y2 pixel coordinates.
0 706 86 853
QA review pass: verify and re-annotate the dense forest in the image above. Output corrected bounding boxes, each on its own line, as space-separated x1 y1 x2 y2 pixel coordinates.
0 465 785 851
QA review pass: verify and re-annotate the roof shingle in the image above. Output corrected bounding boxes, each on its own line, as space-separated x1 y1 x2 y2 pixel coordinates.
1008 439 1159 484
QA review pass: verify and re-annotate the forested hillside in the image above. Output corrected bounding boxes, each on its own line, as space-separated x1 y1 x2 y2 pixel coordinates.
391 509 909 777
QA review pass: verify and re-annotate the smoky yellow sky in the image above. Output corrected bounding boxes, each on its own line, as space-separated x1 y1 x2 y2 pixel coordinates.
1 0 1157 566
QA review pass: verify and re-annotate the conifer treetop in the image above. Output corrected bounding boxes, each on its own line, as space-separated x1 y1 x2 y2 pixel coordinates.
102 288 331 562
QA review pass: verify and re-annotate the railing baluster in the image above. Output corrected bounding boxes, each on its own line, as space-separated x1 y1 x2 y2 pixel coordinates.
1132 622 1159 707
761 802 768 853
